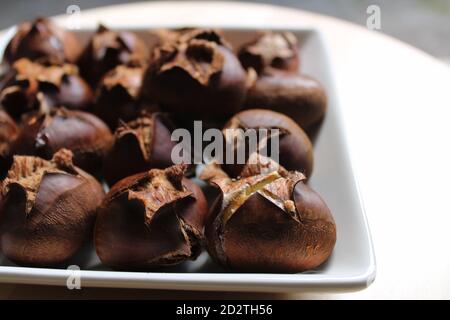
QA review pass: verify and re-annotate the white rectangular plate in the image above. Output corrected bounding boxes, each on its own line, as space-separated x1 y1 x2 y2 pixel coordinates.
0 26 376 293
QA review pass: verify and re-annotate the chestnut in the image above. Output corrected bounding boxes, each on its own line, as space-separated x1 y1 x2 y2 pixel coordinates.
221 109 313 179
203 158 336 273
238 32 300 74
95 164 208 270
2 17 81 66
0 149 104 266
103 114 176 186
11 108 112 174
77 25 149 86
142 29 247 118
93 65 158 129
244 70 327 131
0 58 93 120
0 110 18 178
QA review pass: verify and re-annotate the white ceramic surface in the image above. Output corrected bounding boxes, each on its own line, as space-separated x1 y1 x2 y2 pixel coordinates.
0 26 375 292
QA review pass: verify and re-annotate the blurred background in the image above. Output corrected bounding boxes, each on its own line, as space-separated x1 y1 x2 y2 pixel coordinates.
0 0 449 62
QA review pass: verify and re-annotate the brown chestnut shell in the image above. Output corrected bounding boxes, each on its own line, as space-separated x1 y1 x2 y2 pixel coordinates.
244 71 327 131
205 166 336 273
77 25 149 86
238 32 300 74
103 113 176 186
0 149 104 266
142 29 247 118
2 17 81 66
11 108 112 174
93 65 157 129
221 109 313 179
0 59 93 120
95 164 208 270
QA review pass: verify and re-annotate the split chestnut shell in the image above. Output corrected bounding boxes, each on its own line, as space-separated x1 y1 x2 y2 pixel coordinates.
11 108 112 174
204 160 336 273
0 59 93 120
102 114 176 186
95 164 208 270
0 149 104 266
2 17 81 66
222 109 313 179
142 29 247 118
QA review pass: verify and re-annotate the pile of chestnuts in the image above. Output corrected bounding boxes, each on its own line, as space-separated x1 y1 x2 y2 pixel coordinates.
0 18 335 273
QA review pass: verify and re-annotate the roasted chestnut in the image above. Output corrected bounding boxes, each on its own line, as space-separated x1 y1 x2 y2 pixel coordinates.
0 58 93 120
203 158 336 273
244 70 327 131
77 25 149 86
93 65 158 129
142 29 247 118
238 32 299 74
95 164 208 270
221 109 313 179
2 17 81 66
0 110 18 178
0 149 104 266
103 114 176 186
11 108 112 174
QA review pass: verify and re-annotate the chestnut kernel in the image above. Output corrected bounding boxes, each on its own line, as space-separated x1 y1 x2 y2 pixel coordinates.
95 164 208 270
0 110 19 178
142 29 247 118
11 108 112 174
204 159 336 273
2 17 81 66
77 25 149 86
222 109 313 179
103 114 177 186
0 59 93 120
93 65 158 129
0 149 104 266
244 71 327 131
238 32 300 74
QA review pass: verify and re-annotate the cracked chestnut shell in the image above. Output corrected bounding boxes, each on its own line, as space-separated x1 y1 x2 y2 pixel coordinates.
142 29 247 118
11 108 112 174
0 59 93 120
77 25 149 86
0 110 18 178
2 17 81 66
244 70 327 131
204 159 336 273
238 32 300 74
103 114 176 186
222 109 313 179
95 164 208 270
0 149 104 266
93 65 158 129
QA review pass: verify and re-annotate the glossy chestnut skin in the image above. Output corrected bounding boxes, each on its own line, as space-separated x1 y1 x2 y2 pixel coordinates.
2 17 81 66
0 110 18 178
204 159 336 273
221 109 313 179
244 71 327 131
0 59 93 120
0 149 104 266
11 108 112 174
77 25 149 86
103 114 176 186
238 32 300 74
142 29 247 118
93 65 157 129
95 164 208 270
